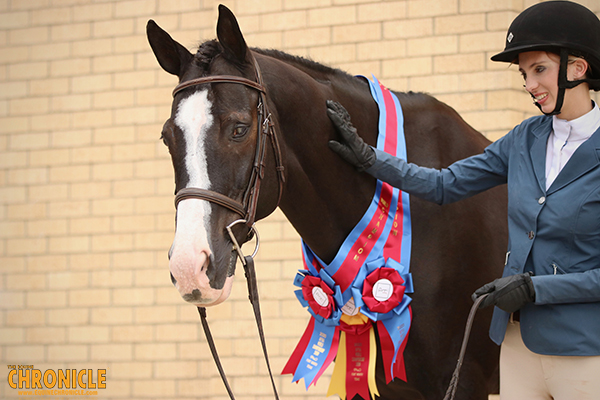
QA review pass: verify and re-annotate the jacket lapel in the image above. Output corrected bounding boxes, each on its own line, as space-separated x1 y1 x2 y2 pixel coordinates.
547 126 600 194
529 118 552 193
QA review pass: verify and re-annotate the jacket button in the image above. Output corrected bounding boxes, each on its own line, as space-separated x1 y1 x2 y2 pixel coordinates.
538 196 545 204
528 231 535 240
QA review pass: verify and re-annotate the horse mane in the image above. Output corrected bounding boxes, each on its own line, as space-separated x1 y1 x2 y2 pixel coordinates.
193 39 355 84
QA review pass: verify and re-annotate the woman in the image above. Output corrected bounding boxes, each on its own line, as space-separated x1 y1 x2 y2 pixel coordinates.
327 1 600 399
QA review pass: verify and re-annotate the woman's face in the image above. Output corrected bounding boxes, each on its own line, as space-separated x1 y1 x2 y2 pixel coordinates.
518 51 561 115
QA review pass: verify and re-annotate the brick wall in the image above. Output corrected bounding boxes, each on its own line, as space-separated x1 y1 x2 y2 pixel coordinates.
1 1 599 399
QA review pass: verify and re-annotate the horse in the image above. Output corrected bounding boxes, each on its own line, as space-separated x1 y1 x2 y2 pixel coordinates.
147 5 508 399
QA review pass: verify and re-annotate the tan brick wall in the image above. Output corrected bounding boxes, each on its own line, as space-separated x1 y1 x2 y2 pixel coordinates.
1 1 599 399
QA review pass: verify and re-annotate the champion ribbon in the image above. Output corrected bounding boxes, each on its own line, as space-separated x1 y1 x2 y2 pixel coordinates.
283 76 413 399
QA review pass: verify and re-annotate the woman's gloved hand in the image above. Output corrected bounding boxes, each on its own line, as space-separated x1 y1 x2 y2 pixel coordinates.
326 100 376 172
472 272 536 313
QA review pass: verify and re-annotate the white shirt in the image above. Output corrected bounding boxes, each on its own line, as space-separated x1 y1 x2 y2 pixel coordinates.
545 102 600 190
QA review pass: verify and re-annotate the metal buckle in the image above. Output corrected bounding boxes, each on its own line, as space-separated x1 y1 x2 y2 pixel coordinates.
225 219 260 266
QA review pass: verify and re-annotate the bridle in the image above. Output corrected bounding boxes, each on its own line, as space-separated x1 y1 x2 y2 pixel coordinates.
171 54 284 400
173 56 285 230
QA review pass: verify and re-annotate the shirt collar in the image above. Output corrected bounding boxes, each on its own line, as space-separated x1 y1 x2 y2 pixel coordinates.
552 101 600 142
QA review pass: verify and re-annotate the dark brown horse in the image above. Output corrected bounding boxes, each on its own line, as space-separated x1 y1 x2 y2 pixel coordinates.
147 5 507 399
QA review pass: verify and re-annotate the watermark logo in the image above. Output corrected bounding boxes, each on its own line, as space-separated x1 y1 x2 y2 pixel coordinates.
7 365 106 396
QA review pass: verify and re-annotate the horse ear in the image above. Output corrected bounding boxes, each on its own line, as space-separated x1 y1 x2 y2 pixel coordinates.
216 4 249 65
146 19 193 77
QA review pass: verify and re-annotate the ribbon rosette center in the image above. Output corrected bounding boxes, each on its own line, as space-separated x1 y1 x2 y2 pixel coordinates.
362 267 405 314
302 275 335 319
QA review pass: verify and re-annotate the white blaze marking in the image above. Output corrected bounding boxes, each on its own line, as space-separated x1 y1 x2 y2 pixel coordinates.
170 90 216 300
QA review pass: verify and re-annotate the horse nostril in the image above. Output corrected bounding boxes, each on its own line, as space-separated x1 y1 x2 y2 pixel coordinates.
170 273 177 286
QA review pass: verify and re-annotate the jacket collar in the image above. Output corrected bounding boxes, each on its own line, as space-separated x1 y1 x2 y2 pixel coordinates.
529 117 600 194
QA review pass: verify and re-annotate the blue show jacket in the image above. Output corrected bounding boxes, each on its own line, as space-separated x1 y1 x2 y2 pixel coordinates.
366 115 600 356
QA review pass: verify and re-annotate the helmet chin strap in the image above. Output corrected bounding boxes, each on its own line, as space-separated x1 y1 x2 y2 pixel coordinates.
534 48 587 116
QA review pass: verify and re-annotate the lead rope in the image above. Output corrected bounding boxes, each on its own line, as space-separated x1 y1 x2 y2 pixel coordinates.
198 255 280 400
442 293 489 400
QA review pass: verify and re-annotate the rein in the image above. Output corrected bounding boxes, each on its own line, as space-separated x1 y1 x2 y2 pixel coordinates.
172 54 283 400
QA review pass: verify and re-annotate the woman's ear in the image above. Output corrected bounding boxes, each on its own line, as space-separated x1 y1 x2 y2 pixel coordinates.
570 58 590 80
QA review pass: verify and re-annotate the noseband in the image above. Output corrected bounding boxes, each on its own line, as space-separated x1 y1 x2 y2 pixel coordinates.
173 55 285 232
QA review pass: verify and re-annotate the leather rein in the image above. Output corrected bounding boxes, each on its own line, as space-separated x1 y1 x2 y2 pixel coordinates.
171 56 283 400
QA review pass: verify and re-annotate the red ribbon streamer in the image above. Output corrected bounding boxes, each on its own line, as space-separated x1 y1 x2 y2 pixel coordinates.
340 321 372 400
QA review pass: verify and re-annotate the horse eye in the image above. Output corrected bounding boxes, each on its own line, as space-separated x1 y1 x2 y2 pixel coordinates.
160 133 168 146
233 125 249 138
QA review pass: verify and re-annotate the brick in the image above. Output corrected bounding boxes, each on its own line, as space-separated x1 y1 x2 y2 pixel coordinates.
357 39 406 61
0 221 25 238
435 13 485 35
68 326 110 343
31 113 70 132
69 216 111 235
92 162 134 181
283 27 330 48
0 291 25 309
409 73 460 94
358 1 407 22
382 56 432 78
9 132 50 150
135 306 178 324
49 165 91 183
91 344 133 361
93 126 136 144
51 129 92 147
47 271 89 289
47 308 90 326
26 291 67 308
26 219 68 236
308 5 355 27
8 61 50 81
71 74 112 94
156 323 197 342
109 362 153 379
26 254 67 273
0 11 29 29
29 148 69 166
0 116 28 135
48 236 90 256
134 343 177 360
459 31 505 53
6 309 45 326
70 181 111 200
29 76 70 94
72 38 113 57
50 57 91 77
32 7 72 25
92 19 135 38
0 327 25 344
47 345 88 361
9 26 49 45
6 237 47 256
333 22 381 44
26 327 67 344
407 0 458 17
383 18 433 39
91 233 135 252
0 81 28 99
92 307 134 325
0 186 26 204
460 0 521 13
112 287 154 305
51 94 92 112
6 203 46 221
6 345 45 360
112 179 155 197
434 53 484 73
111 325 154 342
51 22 91 42
91 269 134 288
70 145 112 164
407 35 457 56
132 380 176 397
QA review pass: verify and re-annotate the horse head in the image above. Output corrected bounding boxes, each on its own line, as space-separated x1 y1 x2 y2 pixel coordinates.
147 5 285 306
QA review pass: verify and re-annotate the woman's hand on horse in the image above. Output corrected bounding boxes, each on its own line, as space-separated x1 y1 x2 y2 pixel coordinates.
472 272 536 313
326 100 376 172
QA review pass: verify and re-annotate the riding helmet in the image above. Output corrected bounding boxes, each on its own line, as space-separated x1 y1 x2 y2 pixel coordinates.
492 1 600 92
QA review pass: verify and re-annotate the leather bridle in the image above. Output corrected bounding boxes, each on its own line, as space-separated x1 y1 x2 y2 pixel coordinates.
173 56 285 230
171 54 283 400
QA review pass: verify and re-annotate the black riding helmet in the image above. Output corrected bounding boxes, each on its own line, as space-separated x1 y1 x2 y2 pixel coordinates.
491 1 600 116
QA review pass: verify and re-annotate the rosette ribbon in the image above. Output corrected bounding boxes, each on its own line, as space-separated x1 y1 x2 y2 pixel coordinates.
353 257 413 383
281 264 344 389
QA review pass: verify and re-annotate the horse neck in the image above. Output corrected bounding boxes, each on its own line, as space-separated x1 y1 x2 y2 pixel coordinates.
261 56 379 263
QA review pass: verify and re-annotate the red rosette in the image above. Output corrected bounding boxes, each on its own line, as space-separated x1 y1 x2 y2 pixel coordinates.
301 275 335 319
361 267 405 314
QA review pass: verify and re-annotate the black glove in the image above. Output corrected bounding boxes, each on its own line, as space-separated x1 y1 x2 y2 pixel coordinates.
472 272 535 313
326 100 376 172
